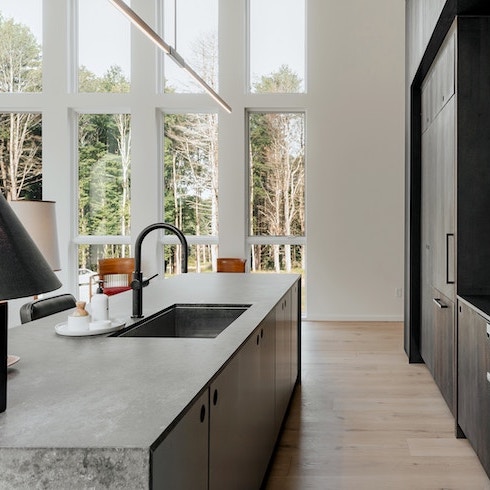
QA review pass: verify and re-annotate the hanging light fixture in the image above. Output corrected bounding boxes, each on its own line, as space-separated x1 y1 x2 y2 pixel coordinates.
107 0 232 114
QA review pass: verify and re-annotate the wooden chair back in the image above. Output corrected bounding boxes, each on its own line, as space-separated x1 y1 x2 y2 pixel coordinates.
217 258 246 273
90 257 135 297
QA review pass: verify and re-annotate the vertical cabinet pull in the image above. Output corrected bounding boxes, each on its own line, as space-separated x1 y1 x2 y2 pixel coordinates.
213 389 218 406
200 404 206 423
433 298 448 309
446 233 455 284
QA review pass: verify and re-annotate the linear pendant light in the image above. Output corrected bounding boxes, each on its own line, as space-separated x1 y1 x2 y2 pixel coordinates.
107 0 232 113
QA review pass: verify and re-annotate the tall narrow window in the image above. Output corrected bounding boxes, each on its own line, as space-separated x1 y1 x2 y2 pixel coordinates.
0 0 42 93
77 113 131 293
163 0 218 93
163 112 218 273
0 112 42 199
78 0 130 92
248 111 305 273
249 0 305 93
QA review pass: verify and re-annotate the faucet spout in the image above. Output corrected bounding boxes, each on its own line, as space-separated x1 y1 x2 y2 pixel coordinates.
131 223 188 318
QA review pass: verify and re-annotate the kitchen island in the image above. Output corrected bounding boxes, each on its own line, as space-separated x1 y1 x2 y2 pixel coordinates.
0 273 300 489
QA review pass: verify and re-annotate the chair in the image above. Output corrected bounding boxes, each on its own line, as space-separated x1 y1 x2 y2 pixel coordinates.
217 258 246 273
20 294 77 324
89 257 135 298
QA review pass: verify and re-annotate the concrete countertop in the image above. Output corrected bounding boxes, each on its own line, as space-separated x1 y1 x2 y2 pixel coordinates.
0 273 298 489
458 294 490 319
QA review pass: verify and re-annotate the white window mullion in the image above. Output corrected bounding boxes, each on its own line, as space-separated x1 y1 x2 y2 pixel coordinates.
218 0 248 259
42 0 74 292
130 0 161 274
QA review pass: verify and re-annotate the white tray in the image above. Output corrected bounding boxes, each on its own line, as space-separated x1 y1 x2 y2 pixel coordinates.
55 319 126 337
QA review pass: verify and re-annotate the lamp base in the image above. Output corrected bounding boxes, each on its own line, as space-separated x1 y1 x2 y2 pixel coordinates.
1 301 6 412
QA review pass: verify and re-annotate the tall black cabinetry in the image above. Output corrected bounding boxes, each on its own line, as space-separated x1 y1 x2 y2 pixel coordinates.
410 15 490 477
420 27 456 414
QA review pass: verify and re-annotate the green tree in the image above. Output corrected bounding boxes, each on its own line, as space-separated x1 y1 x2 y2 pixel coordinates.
0 13 41 93
253 64 302 94
164 112 218 273
0 13 42 199
163 32 219 273
250 66 305 272
77 64 132 269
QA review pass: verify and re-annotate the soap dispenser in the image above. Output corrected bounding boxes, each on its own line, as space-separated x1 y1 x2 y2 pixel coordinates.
91 280 109 322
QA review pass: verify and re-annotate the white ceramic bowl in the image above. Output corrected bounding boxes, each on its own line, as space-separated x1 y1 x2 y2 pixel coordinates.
67 315 91 331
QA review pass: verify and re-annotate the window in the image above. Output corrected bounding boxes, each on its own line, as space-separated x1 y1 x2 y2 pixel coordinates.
78 0 131 92
163 112 218 273
163 0 218 93
77 113 131 300
248 0 305 93
0 3 309 309
0 112 42 199
0 0 42 93
248 111 305 273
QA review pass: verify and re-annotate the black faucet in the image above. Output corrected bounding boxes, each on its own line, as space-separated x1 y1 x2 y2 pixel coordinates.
131 223 188 318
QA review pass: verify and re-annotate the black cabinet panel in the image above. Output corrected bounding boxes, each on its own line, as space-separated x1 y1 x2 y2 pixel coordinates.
433 291 455 414
419 29 455 414
458 301 490 477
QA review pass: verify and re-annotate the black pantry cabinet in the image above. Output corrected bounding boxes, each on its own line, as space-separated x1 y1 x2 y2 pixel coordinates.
407 7 490 479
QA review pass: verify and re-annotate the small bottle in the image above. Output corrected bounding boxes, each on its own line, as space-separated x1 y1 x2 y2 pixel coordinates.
91 280 109 322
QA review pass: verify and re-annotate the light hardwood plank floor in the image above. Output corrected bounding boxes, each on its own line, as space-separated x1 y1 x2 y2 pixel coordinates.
263 321 490 490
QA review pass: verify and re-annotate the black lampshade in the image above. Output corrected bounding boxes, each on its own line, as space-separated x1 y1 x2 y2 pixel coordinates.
0 194 61 300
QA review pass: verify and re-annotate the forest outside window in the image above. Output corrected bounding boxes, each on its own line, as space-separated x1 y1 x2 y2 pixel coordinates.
0 112 42 200
77 113 132 301
248 111 305 274
0 0 42 93
163 112 218 273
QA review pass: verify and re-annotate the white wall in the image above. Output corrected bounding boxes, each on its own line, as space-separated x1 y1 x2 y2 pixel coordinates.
6 0 406 327
306 0 405 321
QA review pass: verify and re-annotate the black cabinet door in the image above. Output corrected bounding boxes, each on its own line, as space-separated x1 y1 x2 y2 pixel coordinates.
432 290 454 414
458 301 490 477
420 121 435 372
151 390 209 490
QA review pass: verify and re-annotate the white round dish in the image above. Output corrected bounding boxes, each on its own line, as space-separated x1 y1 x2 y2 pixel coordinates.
55 319 125 337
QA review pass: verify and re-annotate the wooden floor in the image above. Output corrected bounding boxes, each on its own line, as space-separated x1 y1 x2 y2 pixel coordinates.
264 321 490 490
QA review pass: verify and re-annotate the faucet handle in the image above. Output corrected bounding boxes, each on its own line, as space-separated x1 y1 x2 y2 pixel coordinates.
131 272 158 290
142 273 159 287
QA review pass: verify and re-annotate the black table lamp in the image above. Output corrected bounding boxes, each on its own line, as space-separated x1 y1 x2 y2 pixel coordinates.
0 194 61 413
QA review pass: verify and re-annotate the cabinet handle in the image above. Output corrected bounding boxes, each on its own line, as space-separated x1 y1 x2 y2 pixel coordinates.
213 389 218 406
433 298 448 309
260 328 264 339
256 334 260 345
200 404 206 423
446 233 455 284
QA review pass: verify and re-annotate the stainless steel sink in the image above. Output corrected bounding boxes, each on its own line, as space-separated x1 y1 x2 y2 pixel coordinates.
112 304 250 339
